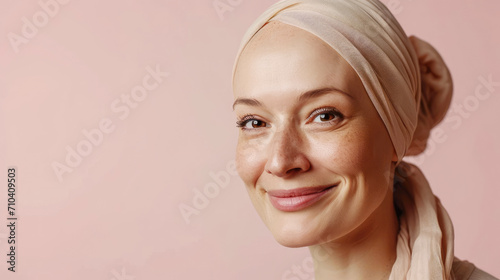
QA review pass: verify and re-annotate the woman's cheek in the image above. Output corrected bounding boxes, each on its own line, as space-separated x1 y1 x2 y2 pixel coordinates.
311 129 367 175
236 139 266 187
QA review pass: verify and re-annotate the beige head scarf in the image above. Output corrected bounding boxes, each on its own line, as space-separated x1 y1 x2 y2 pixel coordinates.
231 0 456 279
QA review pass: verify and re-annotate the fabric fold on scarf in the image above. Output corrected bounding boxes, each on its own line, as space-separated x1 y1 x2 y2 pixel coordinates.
393 161 455 279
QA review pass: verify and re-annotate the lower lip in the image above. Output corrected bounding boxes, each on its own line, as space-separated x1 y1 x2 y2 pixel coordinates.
268 187 334 212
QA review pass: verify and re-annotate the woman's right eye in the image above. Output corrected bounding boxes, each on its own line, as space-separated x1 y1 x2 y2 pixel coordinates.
236 117 268 130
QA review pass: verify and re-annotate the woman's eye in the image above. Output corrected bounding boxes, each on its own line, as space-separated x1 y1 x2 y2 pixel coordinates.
313 113 335 122
245 120 267 128
311 109 343 123
236 118 268 130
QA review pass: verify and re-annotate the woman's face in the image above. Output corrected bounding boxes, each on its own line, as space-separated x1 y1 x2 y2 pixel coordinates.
232 21 397 247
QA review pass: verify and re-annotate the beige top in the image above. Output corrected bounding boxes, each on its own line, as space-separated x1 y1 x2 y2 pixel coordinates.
452 258 498 280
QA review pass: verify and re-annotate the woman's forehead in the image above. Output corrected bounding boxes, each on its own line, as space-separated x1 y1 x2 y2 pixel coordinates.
239 21 328 61
233 21 365 102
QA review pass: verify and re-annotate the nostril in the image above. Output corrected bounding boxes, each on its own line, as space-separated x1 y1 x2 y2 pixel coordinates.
265 144 311 177
286 167 304 175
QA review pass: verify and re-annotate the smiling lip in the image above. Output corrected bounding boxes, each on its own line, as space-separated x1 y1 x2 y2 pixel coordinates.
267 185 336 212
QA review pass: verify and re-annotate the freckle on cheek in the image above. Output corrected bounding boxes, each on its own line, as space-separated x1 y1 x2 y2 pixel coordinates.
342 134 370 168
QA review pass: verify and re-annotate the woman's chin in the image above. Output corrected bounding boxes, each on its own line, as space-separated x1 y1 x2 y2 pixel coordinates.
270 227 321 248
273 235 312 248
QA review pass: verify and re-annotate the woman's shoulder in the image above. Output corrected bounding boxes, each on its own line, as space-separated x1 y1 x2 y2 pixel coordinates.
452 257 499 280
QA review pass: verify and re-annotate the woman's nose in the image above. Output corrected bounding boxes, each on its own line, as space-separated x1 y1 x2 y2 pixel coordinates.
264 126 311 178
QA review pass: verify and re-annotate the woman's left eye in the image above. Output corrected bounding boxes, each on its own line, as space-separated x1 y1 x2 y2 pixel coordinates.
310 108 343 123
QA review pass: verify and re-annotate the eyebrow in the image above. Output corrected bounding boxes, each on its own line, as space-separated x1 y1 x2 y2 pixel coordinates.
232 86 352 110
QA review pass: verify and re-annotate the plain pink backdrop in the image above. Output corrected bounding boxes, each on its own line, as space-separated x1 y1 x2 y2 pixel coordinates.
1 0 499 279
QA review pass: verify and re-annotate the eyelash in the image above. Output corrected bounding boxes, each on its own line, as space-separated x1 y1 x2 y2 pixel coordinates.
235 114 261 130
235 107 344 130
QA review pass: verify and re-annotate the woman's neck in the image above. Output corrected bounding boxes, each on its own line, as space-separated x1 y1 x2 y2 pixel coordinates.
308 188 399 280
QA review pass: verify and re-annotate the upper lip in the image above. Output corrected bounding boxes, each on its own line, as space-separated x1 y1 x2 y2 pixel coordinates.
266 185 336 198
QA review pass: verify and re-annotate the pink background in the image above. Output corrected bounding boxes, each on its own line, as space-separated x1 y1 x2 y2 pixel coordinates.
1 0 499 279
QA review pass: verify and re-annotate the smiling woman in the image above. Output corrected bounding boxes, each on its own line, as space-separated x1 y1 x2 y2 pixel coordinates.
230 1 498 280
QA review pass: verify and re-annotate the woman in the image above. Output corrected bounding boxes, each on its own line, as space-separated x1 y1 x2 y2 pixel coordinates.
230 0 498 279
